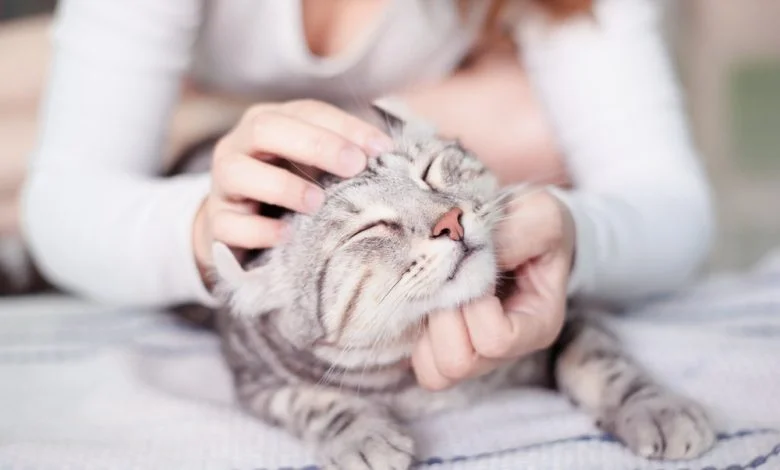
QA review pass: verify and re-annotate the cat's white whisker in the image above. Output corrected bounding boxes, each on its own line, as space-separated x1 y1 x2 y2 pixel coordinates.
285 160 362 209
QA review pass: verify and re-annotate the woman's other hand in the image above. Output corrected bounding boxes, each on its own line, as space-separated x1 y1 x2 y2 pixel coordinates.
412 189 575 390
193 100 393 275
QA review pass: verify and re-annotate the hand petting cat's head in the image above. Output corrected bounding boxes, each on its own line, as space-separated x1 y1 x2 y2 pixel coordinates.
213 110 506 353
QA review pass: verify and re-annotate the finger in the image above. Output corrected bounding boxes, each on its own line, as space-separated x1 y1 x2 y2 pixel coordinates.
280 100 394 156
466 260 568 359
494 190 562 271
210 210 287 250
507 245 571 319
235 110 370 178
411 332 455 391
505 295 566 356
215 153 325 214
462 295 522 359
427 308 478 381
467 355 508 378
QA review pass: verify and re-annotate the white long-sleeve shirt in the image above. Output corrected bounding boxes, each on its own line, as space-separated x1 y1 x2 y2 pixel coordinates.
21 0 714 308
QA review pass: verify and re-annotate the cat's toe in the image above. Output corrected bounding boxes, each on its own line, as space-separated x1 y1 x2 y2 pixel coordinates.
319 417 414 470
606 395 716 460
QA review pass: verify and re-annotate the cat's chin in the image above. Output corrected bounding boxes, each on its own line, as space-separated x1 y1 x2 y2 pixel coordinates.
431 250 497 309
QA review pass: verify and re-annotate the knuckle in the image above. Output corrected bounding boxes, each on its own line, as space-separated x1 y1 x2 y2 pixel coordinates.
249 111 276 141
476 332 513 358
212 137 232 165
215 153 243 184
311 134 349 165
438 353 474 379
242 104 269 123
262 171 293 203
299 132 331 158
284 99 322 115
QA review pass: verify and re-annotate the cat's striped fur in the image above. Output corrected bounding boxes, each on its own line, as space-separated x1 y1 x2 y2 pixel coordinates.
0 103 715 468
205 107 716 469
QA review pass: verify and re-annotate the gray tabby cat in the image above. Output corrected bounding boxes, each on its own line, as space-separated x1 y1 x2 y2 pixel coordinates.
206 105 716 469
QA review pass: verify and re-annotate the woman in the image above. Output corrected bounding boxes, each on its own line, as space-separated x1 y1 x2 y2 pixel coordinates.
15 0 713 390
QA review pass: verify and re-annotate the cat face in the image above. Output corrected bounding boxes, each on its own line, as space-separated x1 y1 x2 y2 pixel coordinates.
215 135 506 352
292 136 502 347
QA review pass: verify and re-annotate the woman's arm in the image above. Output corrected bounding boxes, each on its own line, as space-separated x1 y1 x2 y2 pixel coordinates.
410 0 714 387
515 0 714 302
20 0 216 306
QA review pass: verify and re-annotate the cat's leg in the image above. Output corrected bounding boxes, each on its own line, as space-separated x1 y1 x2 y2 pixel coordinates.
390 382 483 421
552 317 716 460
236 376 415 470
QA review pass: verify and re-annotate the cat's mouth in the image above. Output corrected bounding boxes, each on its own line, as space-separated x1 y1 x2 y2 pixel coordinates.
446 244 485 281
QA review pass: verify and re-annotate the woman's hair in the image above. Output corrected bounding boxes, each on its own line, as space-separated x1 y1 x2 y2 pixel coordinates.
529 0 593 17
464 0 593 32
459 0 593 63
479 0 594 28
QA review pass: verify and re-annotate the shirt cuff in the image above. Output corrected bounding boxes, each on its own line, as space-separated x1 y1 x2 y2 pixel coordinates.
171 173 221 308
544 186 598 297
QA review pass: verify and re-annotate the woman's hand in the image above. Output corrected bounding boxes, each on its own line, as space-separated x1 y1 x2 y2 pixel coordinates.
193 100 393 274
411 189 576 390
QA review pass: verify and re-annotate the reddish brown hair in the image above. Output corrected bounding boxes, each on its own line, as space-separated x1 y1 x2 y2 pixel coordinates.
530 0 594 18
480 0 594 29
460 0 593 33
459 0 593 63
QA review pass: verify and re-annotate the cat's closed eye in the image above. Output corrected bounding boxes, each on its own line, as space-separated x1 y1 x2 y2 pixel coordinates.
350 220 403 239
420 157 435 183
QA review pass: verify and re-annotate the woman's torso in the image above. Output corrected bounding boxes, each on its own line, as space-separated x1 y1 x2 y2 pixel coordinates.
188 0 490 107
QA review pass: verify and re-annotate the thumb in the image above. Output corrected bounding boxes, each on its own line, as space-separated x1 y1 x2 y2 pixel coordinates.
495 189 562 271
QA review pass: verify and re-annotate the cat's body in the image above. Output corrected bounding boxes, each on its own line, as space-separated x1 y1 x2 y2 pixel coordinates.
207 112 716 469
0 104 716 468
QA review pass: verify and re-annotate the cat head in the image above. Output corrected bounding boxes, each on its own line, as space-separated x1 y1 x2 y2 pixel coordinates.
213 111 509 353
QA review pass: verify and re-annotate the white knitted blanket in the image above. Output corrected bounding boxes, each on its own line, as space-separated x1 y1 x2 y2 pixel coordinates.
1 252 779 470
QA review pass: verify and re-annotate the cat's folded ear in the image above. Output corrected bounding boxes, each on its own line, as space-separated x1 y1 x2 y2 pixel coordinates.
211 241 282 317
371 97 437 142
212 241 250 289
212 241 275 302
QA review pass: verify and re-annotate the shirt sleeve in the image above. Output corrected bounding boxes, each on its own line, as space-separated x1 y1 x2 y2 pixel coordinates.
514 0 715 303
20 0 219 307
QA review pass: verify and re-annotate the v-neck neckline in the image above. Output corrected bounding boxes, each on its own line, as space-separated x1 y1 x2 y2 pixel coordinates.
289 0 400 76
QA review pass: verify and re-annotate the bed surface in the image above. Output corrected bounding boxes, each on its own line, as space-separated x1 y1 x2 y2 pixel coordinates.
1 252 779 470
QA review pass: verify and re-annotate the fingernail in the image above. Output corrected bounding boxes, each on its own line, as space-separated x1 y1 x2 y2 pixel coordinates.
304 186 326 213
339 146 367 176
366 136 394 157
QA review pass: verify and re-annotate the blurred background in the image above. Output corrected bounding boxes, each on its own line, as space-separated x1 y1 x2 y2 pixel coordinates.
670 1 780 271
0 0 778 274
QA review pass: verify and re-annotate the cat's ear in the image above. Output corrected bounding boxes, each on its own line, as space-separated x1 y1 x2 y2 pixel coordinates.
211 241 286 318
212 241 251 289
370 100 405 134
371 97 437 142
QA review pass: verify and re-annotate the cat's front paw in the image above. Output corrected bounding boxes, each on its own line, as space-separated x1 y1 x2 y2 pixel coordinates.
605 394 716 460
317 409 415 470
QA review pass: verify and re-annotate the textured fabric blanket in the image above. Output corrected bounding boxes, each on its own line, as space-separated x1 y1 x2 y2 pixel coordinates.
1 251 779 470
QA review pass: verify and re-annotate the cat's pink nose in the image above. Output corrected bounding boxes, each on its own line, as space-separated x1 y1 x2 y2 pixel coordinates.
432 207 464 241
